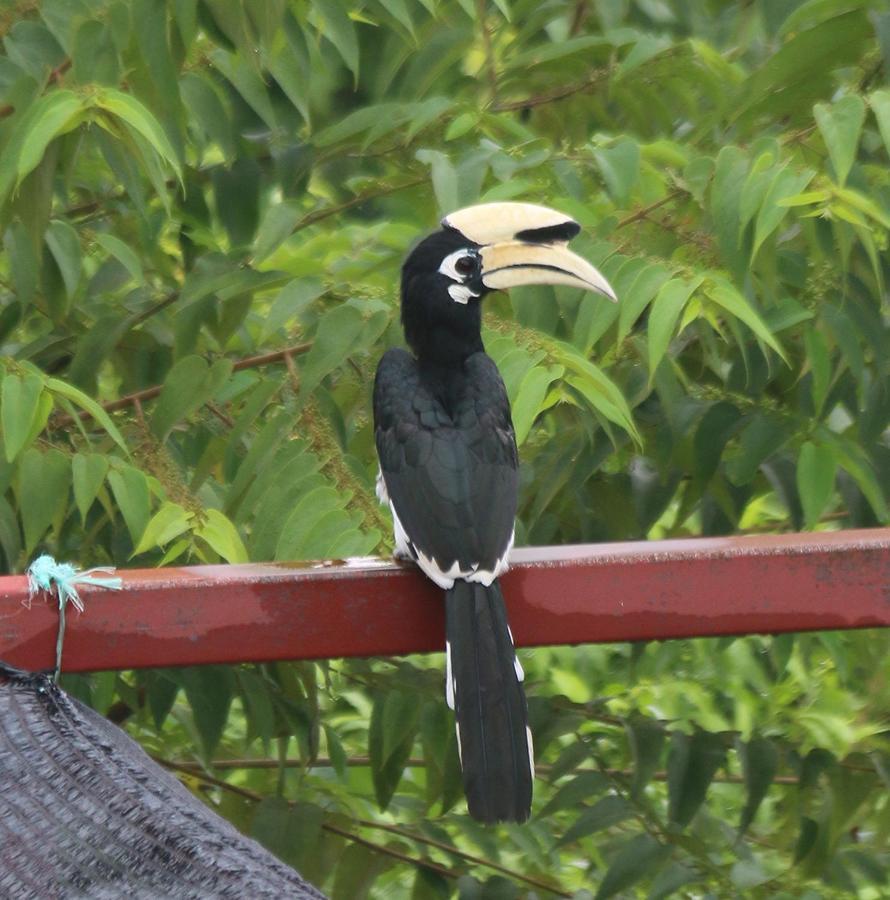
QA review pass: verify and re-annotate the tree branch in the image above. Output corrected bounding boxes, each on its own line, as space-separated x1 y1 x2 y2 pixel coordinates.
285 176 427 241
169 754 807 785
156 757 459 880
616 189 686 229
489 67 610 113
49 341 313 428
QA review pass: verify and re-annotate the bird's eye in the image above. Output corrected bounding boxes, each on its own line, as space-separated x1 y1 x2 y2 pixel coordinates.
454 254 476 276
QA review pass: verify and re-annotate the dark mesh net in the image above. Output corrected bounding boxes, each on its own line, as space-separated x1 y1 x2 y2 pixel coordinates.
0 662 327 899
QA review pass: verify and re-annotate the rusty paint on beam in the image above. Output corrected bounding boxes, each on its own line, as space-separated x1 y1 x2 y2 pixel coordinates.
0 529 888 674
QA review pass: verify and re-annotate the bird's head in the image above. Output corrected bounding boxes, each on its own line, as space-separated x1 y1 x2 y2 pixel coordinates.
400 202 616 363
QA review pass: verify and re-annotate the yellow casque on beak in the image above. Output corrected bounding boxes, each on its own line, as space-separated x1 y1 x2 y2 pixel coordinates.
442 202 617 302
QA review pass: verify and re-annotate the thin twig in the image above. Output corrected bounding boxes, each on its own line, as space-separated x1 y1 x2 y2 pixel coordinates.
206 401 235 428
285 177 427 241
476 0 499 103
616 189 685 229
50 341 312 428
323 821 457 879
167 756 807 786
489 68 609 113
357 820 573 897
48 58 71 85
156 757 459 879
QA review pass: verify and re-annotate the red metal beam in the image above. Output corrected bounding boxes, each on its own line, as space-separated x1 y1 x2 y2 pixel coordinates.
1 529 888 674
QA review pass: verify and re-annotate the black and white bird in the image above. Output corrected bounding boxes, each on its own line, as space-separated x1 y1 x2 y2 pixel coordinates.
373 202 616 823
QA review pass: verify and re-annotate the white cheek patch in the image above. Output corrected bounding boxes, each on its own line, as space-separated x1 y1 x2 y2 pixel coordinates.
448 284 476 304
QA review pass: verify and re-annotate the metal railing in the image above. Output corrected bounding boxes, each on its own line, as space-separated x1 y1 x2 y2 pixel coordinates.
2 529 889 673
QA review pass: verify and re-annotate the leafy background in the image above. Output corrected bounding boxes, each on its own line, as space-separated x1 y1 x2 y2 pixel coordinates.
2 0 890 896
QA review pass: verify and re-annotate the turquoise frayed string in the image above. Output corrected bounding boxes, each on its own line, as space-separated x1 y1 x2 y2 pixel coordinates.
25 555 123 681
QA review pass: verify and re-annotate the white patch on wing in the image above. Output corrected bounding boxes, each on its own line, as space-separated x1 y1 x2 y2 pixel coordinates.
513 654 524 682
445 640 455 709
455 721 463 767
375 468 389 504
526 726 535 777
464 527 515 586
389 501 414 561
387 505 515 590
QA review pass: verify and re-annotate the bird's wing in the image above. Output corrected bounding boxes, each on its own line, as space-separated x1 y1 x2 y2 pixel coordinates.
373 348 518 582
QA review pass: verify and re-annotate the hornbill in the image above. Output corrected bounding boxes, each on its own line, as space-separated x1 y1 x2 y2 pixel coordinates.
373 202 616 823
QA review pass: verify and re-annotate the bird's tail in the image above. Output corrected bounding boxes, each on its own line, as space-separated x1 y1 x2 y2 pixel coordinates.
444 579 533 823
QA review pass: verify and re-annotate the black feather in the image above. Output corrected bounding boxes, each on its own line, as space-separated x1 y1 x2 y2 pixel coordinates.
374 349 517 575
446 580 532 823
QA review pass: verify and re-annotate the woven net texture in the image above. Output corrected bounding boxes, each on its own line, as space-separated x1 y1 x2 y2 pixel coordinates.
0 662 327 899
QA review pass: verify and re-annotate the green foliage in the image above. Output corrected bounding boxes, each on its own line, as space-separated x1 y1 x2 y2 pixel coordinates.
2 0 890 896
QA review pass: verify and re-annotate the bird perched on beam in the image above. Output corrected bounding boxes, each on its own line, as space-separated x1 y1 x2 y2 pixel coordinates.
373 202 616 823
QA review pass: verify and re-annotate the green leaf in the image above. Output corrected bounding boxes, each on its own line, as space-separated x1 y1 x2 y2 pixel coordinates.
626 717 666 799
194 508 248 563
181 665 234 758
667 730 726 827
251 795 292 858
804 327 831 416
261 280 325 340
705 277 788 363
44 220 82 298
331 844 382 900
737 736 779 836
751 167 815 261
299 305 365 397
726 415 791 485
2 372 46 462
553 341 640 444
238 669 277 749
4 220 38 307
313 0 360 82
558 795 634 845
869 89 890 160
416 149 458 214
539 772 609 817
511 364 563 445
212 159 261 247
369 690 416 811
380 689 421 767
151 356 233 440
107 465 151 545
0 90 83 202
179 72 236 157
92 88 182 181
595 834 670 899
96 233 143 282
814 94 865 186
16 448 70 554
445 111 479 141
618 263 671 344
647 276 703 377
796 441 836 529
648 862 699 900
146 669 180 730
593 139 640 206
72 453 109 522
828 436 888 522
134 502 193 556
45 377 130 456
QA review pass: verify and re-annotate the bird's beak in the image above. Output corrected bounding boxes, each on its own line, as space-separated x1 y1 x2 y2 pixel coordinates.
479 241 617 300
442 202 617 302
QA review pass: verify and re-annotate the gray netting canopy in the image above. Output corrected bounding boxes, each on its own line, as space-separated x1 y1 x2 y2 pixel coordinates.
0 662 327 899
